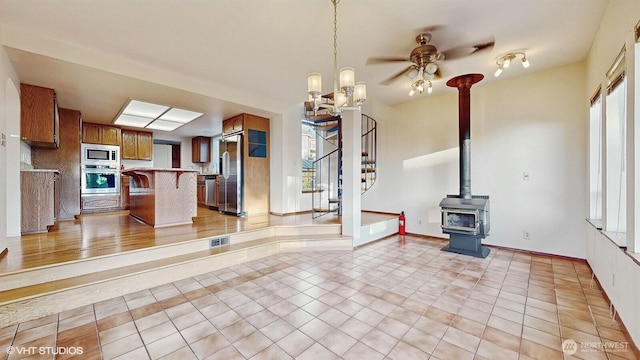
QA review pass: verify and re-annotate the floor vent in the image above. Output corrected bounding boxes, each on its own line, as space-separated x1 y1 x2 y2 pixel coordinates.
209 236 230 248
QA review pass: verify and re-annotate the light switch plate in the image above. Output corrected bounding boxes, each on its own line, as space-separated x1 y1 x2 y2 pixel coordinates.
1 133 6 146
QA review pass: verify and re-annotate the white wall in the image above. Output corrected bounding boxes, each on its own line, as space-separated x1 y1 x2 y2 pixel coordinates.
0 26 22 248
364 63 588 259
584 0 640 348
270 106 308 215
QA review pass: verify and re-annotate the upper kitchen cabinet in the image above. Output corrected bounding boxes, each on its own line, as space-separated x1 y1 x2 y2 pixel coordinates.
122 129 153 160
192 136 211 163
222 115 243 136
20 83 59 148
82 122 121 146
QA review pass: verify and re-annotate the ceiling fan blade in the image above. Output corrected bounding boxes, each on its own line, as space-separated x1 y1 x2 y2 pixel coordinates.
470 40 495 54
442 38 495 60
413 24 445 34
381 66 412 85
366 56 410 65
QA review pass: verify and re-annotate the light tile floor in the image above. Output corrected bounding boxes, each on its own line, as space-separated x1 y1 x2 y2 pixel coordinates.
0 235 637 360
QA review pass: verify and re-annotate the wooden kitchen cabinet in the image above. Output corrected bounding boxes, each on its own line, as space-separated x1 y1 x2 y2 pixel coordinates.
21 170 59 234
197 175 206 207
82 122 121 146
20 83 60 148
122 130 153 160
32 108 82 221
192 136 211 163
120 175 130 209
222 115 244 136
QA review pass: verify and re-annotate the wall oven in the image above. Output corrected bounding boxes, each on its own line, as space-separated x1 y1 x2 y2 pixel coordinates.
81 143 121 195
81 166 120 195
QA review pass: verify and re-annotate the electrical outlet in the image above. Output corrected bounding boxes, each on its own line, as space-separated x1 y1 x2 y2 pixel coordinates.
523 230 531 240
418 220 422 225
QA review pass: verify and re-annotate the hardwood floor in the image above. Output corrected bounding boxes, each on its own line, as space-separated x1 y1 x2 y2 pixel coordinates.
1 209 396 274
0 208 352 274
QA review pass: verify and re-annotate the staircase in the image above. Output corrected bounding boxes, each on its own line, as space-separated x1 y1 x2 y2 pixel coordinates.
309 114 377 218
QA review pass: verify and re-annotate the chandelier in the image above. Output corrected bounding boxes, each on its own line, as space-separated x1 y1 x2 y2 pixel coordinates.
307 0 366 116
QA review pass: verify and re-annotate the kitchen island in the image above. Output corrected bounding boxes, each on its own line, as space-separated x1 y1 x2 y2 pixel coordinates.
121 168 198 227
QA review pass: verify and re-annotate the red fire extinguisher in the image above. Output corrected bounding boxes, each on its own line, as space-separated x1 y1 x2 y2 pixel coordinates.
399 211 406 235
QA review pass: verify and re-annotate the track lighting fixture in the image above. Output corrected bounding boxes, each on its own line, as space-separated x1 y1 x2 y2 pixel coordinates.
494 52 530 77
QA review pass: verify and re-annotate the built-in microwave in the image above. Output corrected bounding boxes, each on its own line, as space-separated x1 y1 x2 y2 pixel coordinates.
81 143 120 167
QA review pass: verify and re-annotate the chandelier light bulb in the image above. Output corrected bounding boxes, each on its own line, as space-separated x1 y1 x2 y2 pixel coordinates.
339 67 355 88
522 56 530 68
335 92 347 108
494 66 503 77
307 73 322 96
354 82 367 104
427 81 433 94
408 88 415 96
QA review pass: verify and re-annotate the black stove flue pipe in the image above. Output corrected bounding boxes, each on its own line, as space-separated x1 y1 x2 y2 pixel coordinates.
446 74 484 199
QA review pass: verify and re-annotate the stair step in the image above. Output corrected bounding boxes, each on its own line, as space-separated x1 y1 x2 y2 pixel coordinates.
0 232 351 328
362 167 376 173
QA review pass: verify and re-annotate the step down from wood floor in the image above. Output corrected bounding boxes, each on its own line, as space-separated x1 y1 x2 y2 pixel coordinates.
0 223 350 328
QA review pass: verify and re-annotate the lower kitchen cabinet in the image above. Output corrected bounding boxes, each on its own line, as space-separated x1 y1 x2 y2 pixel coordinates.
21 170 59 234
81 195 120 212
197 175 206 207
121 175 130 209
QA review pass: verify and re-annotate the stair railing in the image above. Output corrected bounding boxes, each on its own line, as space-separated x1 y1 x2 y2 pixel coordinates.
361 114 377 194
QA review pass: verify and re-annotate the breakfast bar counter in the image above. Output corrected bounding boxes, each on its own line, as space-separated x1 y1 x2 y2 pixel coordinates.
121 168 198 227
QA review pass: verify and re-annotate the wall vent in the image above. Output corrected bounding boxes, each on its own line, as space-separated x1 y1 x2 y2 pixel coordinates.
209 236 230 248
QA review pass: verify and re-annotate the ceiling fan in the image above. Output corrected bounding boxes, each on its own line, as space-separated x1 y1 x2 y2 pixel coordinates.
367 31 495 95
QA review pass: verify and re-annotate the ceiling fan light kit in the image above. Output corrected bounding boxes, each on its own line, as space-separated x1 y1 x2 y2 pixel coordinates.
306 0 366 116
494 52 530 77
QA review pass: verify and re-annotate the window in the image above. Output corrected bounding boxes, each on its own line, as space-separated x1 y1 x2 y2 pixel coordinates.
301 123 316 191
603 47 627 240
589 90 603 224
605 77 627 234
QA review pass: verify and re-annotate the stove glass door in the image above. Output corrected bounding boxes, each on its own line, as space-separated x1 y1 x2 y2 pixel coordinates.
442 208 479 232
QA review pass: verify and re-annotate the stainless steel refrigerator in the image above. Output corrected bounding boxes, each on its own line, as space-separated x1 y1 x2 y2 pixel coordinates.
218 134 244 216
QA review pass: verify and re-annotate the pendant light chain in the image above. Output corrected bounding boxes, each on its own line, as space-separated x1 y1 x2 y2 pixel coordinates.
333 0 339 99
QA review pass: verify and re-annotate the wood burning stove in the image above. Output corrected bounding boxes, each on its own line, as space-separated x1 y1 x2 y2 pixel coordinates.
440 196 490 235
440 74 491 258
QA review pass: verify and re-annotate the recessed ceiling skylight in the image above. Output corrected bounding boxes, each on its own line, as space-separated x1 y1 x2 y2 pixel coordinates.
113 99 204 131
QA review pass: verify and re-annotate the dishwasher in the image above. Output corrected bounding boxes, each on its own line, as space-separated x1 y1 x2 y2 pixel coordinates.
204 175 217 209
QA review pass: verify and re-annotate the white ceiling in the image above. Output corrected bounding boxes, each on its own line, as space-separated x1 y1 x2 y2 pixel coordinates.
0 0 608 137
